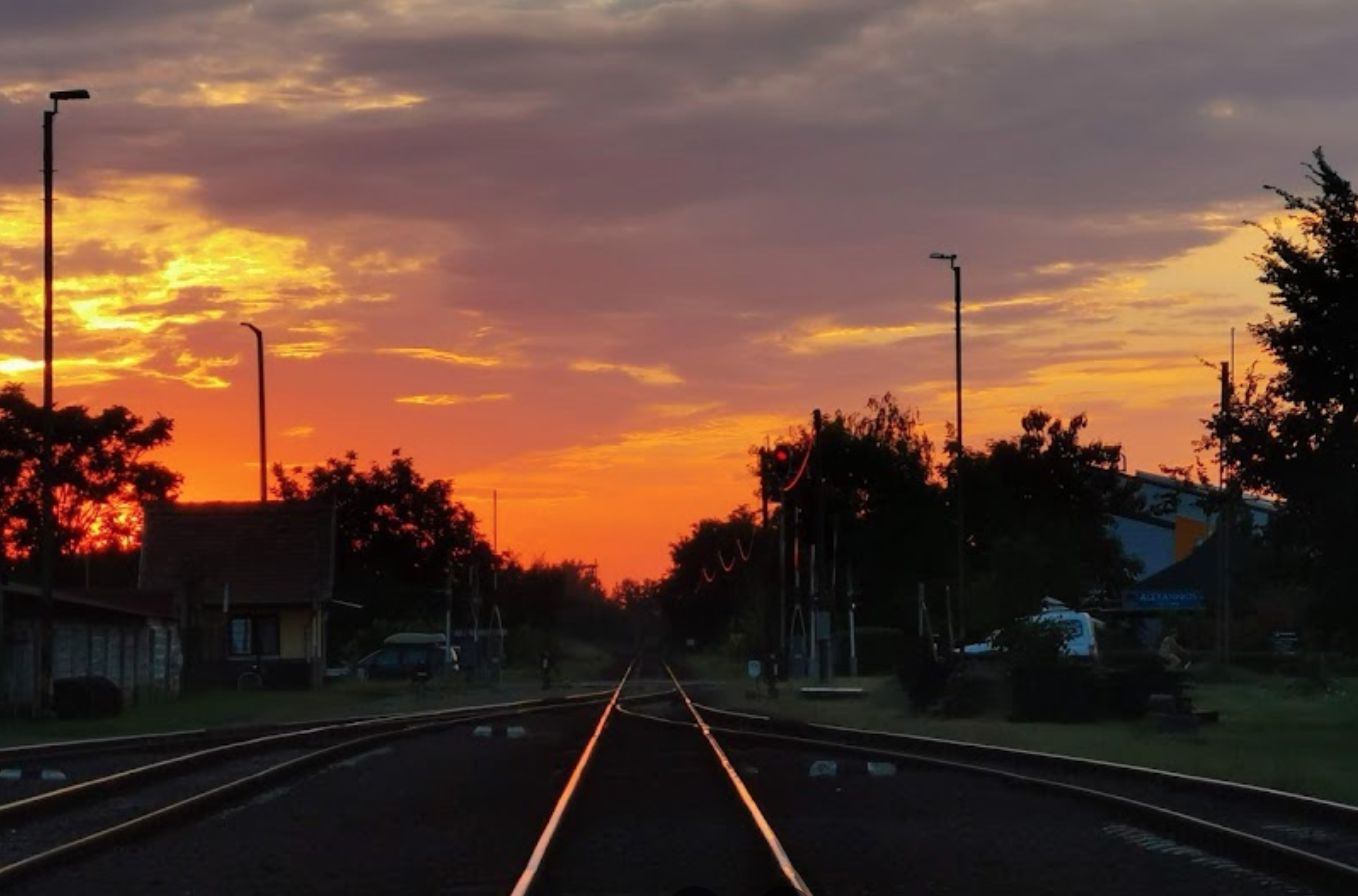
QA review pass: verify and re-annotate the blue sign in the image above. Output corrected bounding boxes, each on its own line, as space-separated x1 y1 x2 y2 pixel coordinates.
1124 590 1205 610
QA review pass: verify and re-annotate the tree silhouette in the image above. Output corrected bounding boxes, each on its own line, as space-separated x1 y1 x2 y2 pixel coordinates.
273 450 492 642
1204 148 1358 641
963 410 1142 630
0 383 180 569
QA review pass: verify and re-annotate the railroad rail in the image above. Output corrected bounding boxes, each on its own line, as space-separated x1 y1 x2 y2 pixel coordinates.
622 691 1358 894
510 662 812 895
0 688 615 766
0 687 664 888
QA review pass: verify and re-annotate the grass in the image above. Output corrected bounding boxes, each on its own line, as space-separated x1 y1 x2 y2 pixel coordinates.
684 653 1358 806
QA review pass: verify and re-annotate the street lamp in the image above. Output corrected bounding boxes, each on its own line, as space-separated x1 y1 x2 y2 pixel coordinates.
929 251 965 641
38 88 90 713
240 323 267 502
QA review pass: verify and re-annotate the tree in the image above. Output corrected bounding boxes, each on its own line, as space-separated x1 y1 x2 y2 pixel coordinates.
0 384 180 570
1204 148 1358 642
273 450 492 644
963 410 1142 630
660 509 761 648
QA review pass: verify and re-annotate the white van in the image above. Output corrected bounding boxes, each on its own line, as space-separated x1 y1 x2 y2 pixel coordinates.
962 610 1101 662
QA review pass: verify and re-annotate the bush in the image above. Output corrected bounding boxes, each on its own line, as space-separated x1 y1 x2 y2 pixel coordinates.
1010 663 1101 722
937 663 1004 717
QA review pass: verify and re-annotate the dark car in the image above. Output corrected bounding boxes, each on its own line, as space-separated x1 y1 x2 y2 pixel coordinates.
355 633 459 680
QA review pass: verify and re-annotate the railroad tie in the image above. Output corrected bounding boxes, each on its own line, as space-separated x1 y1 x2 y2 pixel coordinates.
472 724 529 739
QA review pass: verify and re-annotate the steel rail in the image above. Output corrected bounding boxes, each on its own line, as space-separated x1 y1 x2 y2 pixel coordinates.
0 697 613 889
664 665 813 896
0 689 626 826
509 660 634 896
0 687 617 765
627 703 1358 894
692 700 1358 824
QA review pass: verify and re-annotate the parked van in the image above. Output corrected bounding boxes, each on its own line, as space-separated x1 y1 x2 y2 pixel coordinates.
355 633 460 680
961 610 1102 662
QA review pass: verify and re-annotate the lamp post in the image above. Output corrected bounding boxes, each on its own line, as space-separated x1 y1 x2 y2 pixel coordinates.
929 251 965 640
38 88 90 713
240 323 267 502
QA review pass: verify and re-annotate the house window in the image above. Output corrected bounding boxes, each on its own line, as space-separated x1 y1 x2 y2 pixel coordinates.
227 616 281 657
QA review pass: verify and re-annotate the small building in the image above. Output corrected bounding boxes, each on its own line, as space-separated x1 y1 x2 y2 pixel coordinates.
1 584 181 713
139 501 335 689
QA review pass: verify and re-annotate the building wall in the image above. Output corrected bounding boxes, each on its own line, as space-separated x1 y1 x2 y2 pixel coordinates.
1174 516 1210 561
3 618 180 711
280 608 311 658
1110 516 1177 581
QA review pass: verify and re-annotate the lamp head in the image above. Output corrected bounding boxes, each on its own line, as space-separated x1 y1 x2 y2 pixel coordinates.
929 252 956 261
49 89 91 101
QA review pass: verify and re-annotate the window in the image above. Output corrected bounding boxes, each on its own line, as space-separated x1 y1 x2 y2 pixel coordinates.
227 615 282 657
228 618 252 657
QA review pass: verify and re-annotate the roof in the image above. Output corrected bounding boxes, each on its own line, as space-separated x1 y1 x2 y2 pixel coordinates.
139 501 335 607
1128 470 1279 516
2 583 175 619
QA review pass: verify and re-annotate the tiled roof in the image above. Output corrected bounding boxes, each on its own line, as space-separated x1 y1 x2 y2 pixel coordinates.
139 501 335 607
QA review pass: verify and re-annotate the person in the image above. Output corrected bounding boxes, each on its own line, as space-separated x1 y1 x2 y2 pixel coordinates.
1159 626 1189 671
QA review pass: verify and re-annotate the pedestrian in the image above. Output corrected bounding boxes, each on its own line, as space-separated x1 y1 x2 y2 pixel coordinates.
1159 626 1189 672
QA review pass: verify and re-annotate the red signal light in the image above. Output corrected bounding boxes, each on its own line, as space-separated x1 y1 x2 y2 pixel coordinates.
774 447 790 464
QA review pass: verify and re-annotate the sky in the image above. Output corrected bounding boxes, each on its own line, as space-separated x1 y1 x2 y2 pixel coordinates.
1 0 1356 586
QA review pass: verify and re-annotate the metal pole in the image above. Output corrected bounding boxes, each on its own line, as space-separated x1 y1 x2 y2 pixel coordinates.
240 324 266 501
952 261 966 642
778 504 787 662
38 106 56 714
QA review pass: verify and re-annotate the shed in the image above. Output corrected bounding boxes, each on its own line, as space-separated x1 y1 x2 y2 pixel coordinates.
139 501 335 688
2 584 180 713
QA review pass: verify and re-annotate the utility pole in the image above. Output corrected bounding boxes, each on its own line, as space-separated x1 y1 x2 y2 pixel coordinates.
1219 359 1232 665
38 88 91 714
930 252 965 641
240 323 267 502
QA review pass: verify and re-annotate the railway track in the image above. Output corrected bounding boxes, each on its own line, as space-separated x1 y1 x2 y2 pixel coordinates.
8 659 1351 894
0 688 625 888
511 662 809 895
616 680 1358 895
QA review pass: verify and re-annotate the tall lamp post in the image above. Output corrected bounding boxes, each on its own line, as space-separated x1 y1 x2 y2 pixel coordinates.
240 323 267 502
929 251 965 641
38 88 90 713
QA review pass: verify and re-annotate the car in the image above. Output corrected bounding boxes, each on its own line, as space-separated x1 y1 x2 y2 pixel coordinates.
354 633 460 680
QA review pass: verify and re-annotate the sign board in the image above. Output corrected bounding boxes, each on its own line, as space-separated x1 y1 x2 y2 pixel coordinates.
1123 589 1205 610
1271 631 1300 656
747 659 762 680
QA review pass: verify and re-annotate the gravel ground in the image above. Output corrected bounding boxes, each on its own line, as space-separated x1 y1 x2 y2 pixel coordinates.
9 705 603 896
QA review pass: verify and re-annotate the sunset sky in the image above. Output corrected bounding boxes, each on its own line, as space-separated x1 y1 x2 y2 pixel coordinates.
2 0 1355 585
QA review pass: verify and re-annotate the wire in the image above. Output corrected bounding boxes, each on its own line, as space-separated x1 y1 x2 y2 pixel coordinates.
718 549 735 573
736 538 751 562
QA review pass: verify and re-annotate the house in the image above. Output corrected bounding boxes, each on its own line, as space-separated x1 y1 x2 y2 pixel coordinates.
139 501 335 688
1 583 180 713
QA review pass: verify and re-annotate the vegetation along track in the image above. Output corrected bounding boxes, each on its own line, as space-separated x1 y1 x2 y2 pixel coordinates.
631 698 1358 894
0 689 626 888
